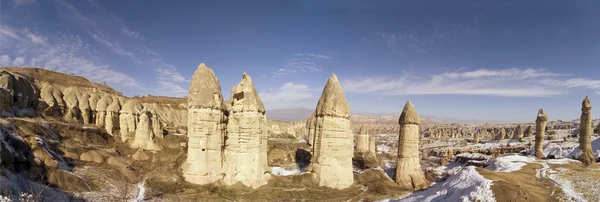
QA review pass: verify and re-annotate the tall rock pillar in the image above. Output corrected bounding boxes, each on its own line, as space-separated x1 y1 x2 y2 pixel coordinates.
309 74 354 189
513 124 524 140
356 126 369 153
534 109 548 159
579 96 596 165
223 73 270 188
395 100 429 191
182 63 226 185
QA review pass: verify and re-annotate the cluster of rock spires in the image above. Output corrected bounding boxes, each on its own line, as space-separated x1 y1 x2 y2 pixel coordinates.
182 64 270 188
0 69 166 156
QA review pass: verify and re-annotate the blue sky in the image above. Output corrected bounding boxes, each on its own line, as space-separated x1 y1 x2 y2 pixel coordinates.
1 0 599 122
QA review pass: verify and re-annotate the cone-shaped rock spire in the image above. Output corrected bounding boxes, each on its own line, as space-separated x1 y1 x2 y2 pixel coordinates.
183 63 226 185
309 74 354 189
316 74 350 118
578 96 596 165
534 109 548 159
395 100 429 191
188 63 223 109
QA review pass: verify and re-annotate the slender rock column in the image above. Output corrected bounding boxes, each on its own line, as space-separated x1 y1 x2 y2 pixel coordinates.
495 127 506 140
473 132 480 144
356 126 369 153
130 110 162 151
307 112 316 147
105 96 121 136
369 138 377 153
79 93 92 124
95 95 112 127
182 63 226 185
579 96 596 166
534 109 548 159
310 74 354 189
395 100 429 191
524 125 533 138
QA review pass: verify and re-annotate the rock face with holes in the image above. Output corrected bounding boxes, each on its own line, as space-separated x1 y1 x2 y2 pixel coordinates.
309 74 354 190
119 99 143 141
534 109 548 159
130 110 162 151
182 63 227 185
578 96 596 166
356 126 369 153
395 100 429 191
222 73 270 188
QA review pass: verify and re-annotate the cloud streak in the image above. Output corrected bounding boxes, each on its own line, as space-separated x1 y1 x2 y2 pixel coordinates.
259 82 314 108
273 53 332 77
0 25 140 87
341 68 596 97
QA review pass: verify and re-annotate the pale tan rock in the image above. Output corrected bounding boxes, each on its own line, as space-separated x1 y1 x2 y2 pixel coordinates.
513 124 524 140
105 96 121 135
534 109 548 159
95 95 113 127
132 149 150 161
310 74 354 189
39 84 64 116
119 99 143 140
149 109 163 138
495 127 506 140
79 93 92 124
183 63 226 185
88 93 100 124
62 87 81 122
369 138 377 153
395 100 429 191
356 126 369 153
80 150 104 164
130 111 162 151
223 73 270 188
524 125 533 137
307 112 316 147
578 96 596 165
473 132 480 144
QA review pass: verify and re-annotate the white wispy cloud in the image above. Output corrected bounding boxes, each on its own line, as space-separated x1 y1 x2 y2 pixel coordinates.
0 25 140 87
120 26 142 40
340 68 595 97
274 53 332 77
259 82 314 108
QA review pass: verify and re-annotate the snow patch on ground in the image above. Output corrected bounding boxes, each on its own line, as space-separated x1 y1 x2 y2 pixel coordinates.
547 168 587 202
485 154 535 172
270 167 301 176
133 181 146 202
396 166 495 202
377 145 391 153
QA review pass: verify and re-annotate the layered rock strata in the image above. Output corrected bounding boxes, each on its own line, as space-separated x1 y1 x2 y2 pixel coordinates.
222 73 270 188
356 126 369 153
309 74 354 189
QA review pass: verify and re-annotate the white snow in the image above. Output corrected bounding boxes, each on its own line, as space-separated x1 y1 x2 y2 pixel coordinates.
133 181 146 202
377 145 391 153
567 137 600 159
547 168 587 202
396 166 495 202
485 154 535 172
270 167 301 176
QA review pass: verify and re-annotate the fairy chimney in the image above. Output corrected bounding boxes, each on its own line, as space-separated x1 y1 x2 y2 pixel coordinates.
119 99 143 141
578 96 596 165
495 127 506 140
513 124 524 140
95 95 112 127
524 125 533 137
130 110 162 151
356 126 369 153
395 100 429 191
105 96 121 136
222 72 270 188
534 109 548 159
182 63 226 185
309 74 354 189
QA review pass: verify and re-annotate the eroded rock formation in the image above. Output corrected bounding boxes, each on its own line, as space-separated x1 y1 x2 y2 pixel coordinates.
119 99 143 141
513 124 524 140
395 100 428 191
222 73 270 188
105 96 121 136
130 110 162 151
534 109 548 159
182 63 226 185
309 74 354 189
96 95 112 127
356 126 369 153
578 96 596 165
